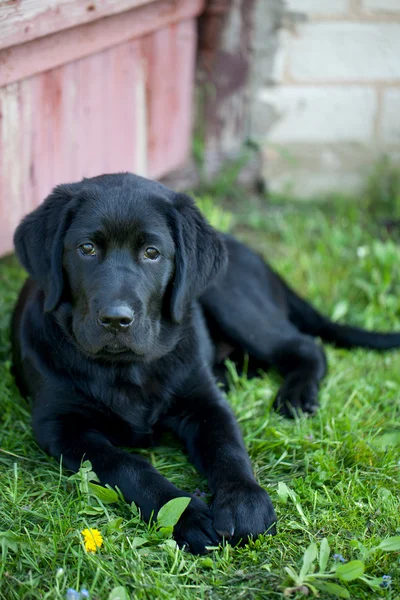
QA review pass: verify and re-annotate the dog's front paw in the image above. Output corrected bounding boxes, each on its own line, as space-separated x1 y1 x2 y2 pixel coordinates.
274 379 320 418
173 496 220 554
211 482 277 545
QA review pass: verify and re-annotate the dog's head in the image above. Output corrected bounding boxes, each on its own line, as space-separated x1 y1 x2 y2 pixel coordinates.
14 173 227 361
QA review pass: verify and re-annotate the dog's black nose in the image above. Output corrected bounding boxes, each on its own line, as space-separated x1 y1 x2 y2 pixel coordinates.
98 306 134 331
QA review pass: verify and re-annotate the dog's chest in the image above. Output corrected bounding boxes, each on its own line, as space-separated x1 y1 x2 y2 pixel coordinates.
88 365 170 448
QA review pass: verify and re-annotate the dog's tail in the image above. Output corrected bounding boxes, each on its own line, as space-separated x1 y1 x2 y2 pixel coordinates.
283 278 400 350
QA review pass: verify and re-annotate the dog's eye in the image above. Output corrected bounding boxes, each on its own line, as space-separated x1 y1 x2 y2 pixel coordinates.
144 247 160 260
79 243 96 256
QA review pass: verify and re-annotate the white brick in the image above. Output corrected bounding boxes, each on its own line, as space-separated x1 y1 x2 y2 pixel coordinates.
272 30 290 83
286 0 348 14
286 23 400 81
259 86 376 143
266 170 364 198
261 143 377 197
363 0 400 13
381 89 400 144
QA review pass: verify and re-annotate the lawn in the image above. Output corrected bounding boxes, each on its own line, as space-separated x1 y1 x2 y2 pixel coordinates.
0 188 399 600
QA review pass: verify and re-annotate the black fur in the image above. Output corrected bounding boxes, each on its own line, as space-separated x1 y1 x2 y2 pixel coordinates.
12 173 400 553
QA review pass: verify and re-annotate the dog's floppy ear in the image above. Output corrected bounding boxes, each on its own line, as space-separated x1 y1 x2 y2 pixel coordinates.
14 184 78 312
169 193 228 324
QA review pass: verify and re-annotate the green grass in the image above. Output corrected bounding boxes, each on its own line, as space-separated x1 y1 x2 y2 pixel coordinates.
1 193 400 600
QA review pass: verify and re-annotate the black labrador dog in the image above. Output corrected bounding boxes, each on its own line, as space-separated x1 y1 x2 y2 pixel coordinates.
12 173 400 554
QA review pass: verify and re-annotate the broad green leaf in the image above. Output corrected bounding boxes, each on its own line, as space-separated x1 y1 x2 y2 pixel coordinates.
360 576 387 589
67 460 92 477
349 539 369 559
300 542 318 580
88 482 119 504
200 557 214 569
0 531 24 541
1 539 18 553
157 497 191 528
106 517 123 533
313 581 350 598
304 583 319 597
69 460 99 483
78 506 105 516
81 460 93 471
319 538 330 572
331 300 348 322
336 560 365 581
377 487 392 501
157 526 174 538
377 536 400 551
373 431 400 448
129 537 148 549
84 472 99 484
108 586 130 600
284 566 299 584
284 566 298 580
0 531 30 551
277 482 289 504
159 539 178 551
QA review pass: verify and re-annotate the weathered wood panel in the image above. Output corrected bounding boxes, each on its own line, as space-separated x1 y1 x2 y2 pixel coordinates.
0 19 196 256
145 21 196 178
0 0 151 51
0 0 204 87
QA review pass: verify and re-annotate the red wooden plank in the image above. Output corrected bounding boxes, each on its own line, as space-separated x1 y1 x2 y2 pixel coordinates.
101 41 140 176
0 0 205 87
169 19 197 175
0 83 26 256
0 0 153 51
146 19 196 179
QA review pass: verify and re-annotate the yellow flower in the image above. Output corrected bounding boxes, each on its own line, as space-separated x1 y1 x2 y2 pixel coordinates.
81 528 103 553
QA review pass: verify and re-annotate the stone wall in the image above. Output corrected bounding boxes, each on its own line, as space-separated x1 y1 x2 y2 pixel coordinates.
255 0 400 197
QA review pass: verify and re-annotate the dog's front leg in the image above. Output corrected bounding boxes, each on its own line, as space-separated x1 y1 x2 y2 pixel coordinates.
32 398 220 554
165 385 277 545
